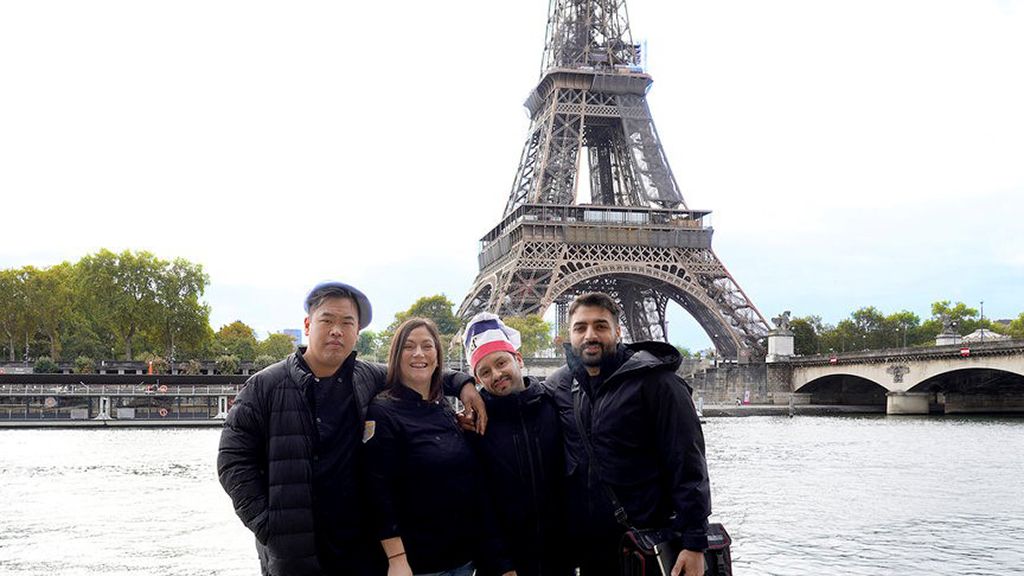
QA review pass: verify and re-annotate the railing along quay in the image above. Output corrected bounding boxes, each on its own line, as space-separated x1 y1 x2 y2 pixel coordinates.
0 383 243 397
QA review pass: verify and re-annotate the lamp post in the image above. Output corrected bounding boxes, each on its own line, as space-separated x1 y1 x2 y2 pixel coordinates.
980 300 985 343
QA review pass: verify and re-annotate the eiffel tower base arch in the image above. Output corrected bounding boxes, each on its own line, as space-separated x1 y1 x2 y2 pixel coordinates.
458 237 767 360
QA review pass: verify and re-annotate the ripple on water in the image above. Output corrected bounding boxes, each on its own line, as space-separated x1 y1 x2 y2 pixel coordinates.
2 419 1023 575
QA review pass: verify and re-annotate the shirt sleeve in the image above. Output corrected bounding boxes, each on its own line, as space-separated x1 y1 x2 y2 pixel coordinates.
645 373 711 551
217 379 270 544
362 401 403 540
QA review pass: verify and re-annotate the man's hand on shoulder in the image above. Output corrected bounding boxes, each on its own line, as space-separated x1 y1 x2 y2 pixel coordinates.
458 382 488 434
672 549 705 576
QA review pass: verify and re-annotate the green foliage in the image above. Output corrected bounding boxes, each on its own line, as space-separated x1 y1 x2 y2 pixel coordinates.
790 316 824 355
389 295 460 335
259 333 297 360
674 345 693 359
502 315 552 357
184 359 204 375
1007 313 1024 339
381 295 461 359
215 354 240 375
356 330 379 360
73 356 96 374
215 321 259 360
33 356 59 373
253 354 276 371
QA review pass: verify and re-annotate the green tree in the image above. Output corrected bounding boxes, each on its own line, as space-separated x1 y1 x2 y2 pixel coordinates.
28 263 76 360
919 300 981 341
215 321 259 360
383 295 461 358
77 249 163 360
33 356 59 373
356 330 379 360
789 315 827 355
152 258 211 363
73 356 96 374
1007 313 1024 339
389 295 460 335
259 333 297 360
216 354 240 375
502 315 552 357
0 268 26 361
882 310 921 348
253 354 276 371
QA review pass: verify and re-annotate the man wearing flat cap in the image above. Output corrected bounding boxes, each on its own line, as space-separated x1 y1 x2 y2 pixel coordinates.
218 282 486 576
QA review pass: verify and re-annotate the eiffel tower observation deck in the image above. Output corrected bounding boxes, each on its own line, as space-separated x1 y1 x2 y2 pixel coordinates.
459 0 769 359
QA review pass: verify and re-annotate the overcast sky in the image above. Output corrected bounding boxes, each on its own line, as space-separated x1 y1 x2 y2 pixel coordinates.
2 0 1022 351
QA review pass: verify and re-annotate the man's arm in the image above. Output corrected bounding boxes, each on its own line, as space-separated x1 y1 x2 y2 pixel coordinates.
442 369 488 434
646 373 711 552
217 381 270 543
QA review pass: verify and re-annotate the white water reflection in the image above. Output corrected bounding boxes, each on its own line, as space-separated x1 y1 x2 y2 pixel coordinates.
1 417 1023 575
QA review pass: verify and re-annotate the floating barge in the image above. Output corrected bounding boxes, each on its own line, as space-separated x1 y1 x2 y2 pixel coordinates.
0 373 247 427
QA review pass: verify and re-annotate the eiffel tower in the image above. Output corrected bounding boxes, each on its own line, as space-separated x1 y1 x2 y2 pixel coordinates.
458 0 769 359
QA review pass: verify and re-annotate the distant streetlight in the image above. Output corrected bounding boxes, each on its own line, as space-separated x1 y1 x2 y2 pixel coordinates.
980 300 985 343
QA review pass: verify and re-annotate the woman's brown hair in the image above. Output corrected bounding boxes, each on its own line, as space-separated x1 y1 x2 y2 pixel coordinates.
385 317 444 402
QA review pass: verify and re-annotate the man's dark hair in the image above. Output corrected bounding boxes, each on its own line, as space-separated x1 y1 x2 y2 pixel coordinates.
568 292 621 324
305 284 360 318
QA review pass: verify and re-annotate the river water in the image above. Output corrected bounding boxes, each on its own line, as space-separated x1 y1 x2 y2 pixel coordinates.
1 416 1022 575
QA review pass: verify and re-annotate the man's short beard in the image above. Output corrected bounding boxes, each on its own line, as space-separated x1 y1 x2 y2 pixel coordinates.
574 342 613 367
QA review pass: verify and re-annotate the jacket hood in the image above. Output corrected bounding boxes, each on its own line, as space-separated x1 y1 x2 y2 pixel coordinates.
564 340 682 384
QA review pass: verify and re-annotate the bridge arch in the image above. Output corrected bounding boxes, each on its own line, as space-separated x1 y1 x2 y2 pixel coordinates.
795 373 888 407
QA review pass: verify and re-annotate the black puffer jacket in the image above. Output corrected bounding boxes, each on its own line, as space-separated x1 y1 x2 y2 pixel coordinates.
544 342 711 566
471 378 573 576
217 351 473 576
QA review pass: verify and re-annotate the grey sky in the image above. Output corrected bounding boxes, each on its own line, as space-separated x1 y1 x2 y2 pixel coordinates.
2 0 1021 351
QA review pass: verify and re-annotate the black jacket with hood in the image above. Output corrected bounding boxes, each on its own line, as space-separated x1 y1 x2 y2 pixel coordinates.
470 377 574 576
217 349 473 576
543 341 711 567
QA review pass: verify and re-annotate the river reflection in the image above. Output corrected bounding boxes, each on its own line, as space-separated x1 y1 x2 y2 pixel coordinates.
0 416 1022 575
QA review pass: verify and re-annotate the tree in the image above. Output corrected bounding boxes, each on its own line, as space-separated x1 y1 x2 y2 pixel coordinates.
790 316 824 355
882 310 921 348
216 354 240 375
215 321 259 360
1007 313 1024 339
919 300 981 342
28 262 76 360
502 315 552 357
389 295 460 335
73 356 96 374
356 330 379 360
253 354 276 371
383 295 462 358
33 356 59 373
77 249 163 360
0 268 26 361
259 333 297 360
152 258 211 364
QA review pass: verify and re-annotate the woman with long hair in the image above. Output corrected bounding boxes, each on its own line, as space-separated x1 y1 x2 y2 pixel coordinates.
363 318 513 576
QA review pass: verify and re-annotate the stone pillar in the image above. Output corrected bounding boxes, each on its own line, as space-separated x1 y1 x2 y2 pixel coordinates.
766 330 794 363
215 396 229 419
886 392 930 415
94 396 112 420
935 330 961 346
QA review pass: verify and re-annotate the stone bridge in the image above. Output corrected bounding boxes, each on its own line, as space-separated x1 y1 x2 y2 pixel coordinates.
787 340 1024 414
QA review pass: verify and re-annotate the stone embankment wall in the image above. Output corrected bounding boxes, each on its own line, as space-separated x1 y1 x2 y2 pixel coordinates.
682 362 795 405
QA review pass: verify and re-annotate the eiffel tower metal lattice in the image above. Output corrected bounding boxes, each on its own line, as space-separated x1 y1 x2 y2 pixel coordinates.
458 0 769 359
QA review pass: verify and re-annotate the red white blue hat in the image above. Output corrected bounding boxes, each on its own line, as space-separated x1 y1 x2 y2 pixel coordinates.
463 312 521 371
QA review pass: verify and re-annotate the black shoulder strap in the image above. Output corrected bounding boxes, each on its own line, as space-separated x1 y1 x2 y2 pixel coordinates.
572 378 631 528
